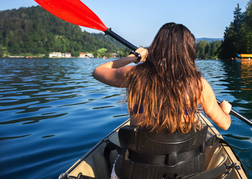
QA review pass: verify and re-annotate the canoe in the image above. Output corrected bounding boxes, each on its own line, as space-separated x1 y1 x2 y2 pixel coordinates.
59 112 247 179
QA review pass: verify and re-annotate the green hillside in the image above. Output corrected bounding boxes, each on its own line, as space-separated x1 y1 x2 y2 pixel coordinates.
0 6 128 57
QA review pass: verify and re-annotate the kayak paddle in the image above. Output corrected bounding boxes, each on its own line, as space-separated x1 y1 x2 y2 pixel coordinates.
34 0 137 50
35 0 252 127
217 100 252 127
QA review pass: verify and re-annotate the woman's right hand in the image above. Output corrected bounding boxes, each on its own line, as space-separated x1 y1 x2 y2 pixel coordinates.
220 100 232 114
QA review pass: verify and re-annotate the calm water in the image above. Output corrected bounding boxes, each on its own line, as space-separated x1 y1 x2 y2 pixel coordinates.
0 58 251 179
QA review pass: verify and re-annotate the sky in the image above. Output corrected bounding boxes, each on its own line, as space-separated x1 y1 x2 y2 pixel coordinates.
0 0 250 47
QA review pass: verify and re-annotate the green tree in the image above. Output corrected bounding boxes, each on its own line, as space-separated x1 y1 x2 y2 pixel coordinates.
237 1 252 53
93 51 98 58
233 4 242 32
97 48 108 57
196 40 205 59
204 41 210 59
210 42 217 58
196 40 221 59
220 28 236 59
0 43 3 57
217 1 252 59
217 4 243 59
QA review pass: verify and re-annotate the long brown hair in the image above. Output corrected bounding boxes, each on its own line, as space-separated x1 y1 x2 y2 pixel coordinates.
125 23 203 133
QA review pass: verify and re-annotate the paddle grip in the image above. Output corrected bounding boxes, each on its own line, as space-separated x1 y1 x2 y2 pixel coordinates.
105 28 137 50
217 99 252 126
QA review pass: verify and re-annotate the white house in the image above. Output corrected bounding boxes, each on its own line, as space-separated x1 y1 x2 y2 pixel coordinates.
49 52 62 58
86 53 94 58
79 52 86 58
79 53 94 58
63 52 71 58
49 52 72 58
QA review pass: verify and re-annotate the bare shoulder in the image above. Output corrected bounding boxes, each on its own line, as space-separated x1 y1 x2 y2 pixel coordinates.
200 77 209 87
200 77 212 93
200 77 216 106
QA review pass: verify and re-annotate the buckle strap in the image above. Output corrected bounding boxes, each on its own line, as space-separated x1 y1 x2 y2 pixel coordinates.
187 164 227 179
164 174 183 179
164 163 230 179
104 138 121 173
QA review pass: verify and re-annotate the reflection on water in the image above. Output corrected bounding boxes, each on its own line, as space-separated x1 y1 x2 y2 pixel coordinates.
0 58 128 179
220 60 252 115
196 59 252 177
0 58 251 178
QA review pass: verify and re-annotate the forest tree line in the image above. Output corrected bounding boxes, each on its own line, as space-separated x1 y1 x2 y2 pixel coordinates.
0 6 129 58
196 40 221 59
218 1 252 59
2 3 251 59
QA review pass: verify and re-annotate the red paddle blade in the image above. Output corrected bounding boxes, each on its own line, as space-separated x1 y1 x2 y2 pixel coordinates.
35 0 108 32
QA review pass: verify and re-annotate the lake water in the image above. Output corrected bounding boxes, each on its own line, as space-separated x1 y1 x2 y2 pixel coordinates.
0 58 251 179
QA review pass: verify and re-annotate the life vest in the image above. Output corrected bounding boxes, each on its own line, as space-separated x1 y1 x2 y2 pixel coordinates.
115 125 208 179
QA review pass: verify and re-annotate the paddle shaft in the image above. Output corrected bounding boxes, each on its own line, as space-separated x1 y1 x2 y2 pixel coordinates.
217 99 252 126
105 28 137 50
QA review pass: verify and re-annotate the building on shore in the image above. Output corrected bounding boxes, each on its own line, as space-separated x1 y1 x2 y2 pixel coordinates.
79 53 94 58
64 52 71 58
49 52 62 58
49 52 72 58
111 53 117 58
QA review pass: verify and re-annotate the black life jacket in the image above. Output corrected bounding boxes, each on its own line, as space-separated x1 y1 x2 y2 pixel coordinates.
115 125 208 179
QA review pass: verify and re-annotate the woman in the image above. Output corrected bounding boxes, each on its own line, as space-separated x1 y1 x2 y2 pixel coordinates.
93 23 231 179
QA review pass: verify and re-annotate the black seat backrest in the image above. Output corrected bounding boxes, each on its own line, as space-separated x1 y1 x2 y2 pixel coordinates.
118 124 208 155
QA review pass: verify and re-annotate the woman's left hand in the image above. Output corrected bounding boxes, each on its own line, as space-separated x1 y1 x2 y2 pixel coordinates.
136 47 148 62
128 47 148 62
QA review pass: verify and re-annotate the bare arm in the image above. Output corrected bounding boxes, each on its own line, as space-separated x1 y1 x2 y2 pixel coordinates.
92 47 148 87
200 78 232 130
92 57 135 87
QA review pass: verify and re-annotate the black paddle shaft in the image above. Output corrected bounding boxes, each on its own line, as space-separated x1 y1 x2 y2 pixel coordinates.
217 99 252 126
105 28 138 50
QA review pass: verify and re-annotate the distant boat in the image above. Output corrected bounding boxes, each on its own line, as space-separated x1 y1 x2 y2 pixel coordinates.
236 54 252 62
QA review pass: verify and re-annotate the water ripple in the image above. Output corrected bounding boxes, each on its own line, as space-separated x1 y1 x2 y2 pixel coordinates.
0 59 251 179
